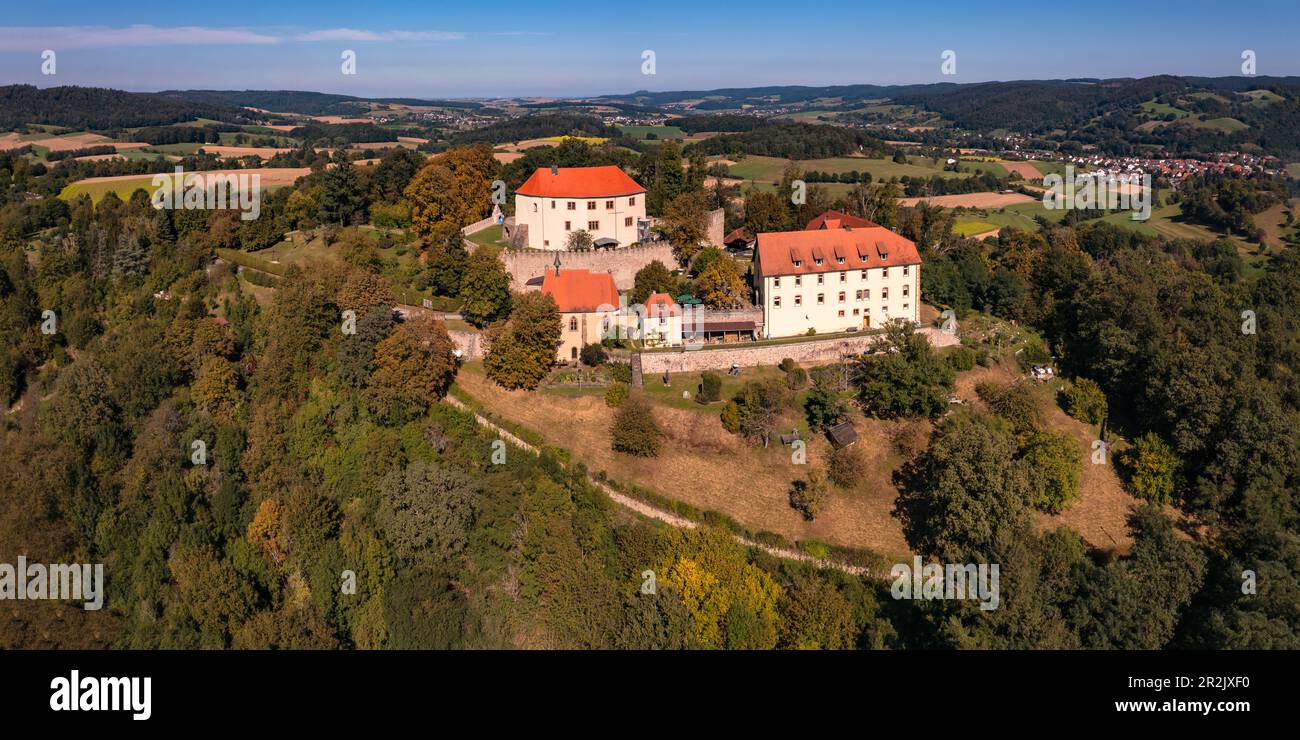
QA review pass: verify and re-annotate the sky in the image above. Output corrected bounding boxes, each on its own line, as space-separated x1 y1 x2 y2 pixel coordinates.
1 1 1298 98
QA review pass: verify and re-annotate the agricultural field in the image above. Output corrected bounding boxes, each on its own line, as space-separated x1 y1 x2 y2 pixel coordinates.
1140 99 1191 119
59 167 311 203
727 154 979 184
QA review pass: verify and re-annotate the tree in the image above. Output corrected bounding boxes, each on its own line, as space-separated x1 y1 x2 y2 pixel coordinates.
1063 377 1108 425
1121 432 1180 504
612 393 661 457
743 189 790 234
458 249 512 328
631 260 677 305
565 229 594 251
780 579 857 649
804 380 848 431
371 314 460 407
854 321 954 419
483 292 561 390
695 255 747 309
728 379 785 447
662 191 711 265
404 145 498 240
789 468 828 520
377 461 478 561
1021 430 1080 513
192 356 241 423
696 372 722 404
319 159 367 225
579 343 607 366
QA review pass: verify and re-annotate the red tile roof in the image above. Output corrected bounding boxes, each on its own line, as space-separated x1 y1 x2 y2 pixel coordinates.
516 165 646 198
805 209 880 231
756 227 921 277
541 269 620 313
644 291 679 317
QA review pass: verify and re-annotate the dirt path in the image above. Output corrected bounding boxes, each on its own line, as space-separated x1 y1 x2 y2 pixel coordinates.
443 393 875 577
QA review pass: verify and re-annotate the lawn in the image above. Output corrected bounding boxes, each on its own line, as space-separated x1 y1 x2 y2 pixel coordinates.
952 220 999 236
467 223 507 248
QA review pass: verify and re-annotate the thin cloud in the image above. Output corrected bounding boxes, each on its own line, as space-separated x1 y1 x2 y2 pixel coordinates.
0 25 279 51
294 29 464 43
0 25 465 52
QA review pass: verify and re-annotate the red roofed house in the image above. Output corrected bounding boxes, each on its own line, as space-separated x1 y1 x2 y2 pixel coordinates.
804 209 880 231
514 165 647 250
541 268 621 362
754 216 921 338
627 291 682 348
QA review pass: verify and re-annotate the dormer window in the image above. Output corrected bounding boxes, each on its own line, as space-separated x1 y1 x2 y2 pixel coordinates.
814 258 823 266
793 260 802 267
837 256 845 264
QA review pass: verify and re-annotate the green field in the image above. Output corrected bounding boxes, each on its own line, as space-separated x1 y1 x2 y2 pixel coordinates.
952 220 1000 236
727 154 977 184
58 175 159 203
1199 117 1249 132
1141 99 1191 119
617 125 685 140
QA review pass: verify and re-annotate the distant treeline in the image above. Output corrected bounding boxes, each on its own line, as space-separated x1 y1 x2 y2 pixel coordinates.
130 125 235 145
290 123 398 144
665 114 770 133
450 113 621 145
687 123 887 160
43 145 117 161
0 85 244 130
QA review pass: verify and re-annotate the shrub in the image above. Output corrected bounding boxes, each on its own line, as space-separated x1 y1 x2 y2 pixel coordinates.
978 381 1043 438
605 362 632 384
1063 377 1108 425
611 394 660 457
580 343 608 367
720 401 741 433
605 382 629 408
779 358 797 373
789 469 828 520
784 367 807 390
1121 433 1180 504
947 346 977 372
828 446 867 488
1021 430 1080 513
697 372 722 403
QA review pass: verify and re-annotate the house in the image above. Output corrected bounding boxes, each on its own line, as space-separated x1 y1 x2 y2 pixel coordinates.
753 215 922 338
513 165 647 250
723 227 755 254
804 209 880 231
541 268 620 362
827 421 859 448
627 291 682 347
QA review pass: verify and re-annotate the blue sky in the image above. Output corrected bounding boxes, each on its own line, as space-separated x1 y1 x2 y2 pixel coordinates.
2 1 1298 97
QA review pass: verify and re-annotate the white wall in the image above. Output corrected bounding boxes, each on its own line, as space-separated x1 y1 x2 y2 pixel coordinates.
515 193 646 250
758 264 919 338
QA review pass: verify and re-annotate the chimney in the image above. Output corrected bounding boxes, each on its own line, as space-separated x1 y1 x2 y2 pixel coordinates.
550 164 558 176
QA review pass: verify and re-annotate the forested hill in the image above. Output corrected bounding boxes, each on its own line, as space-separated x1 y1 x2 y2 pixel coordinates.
0 85 246 130
449 112 620 145
157 89 483 115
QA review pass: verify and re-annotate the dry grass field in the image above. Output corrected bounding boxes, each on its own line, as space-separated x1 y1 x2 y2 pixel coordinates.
899 192 1036 208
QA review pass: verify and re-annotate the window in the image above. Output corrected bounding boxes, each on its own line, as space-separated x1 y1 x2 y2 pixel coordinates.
550 201 556 209
903 303 909 310
571 347 578 360
659 315 667 325
602 318 611 332
814 258 823 266
532 203 538 212
817 275 824 285
864 289 870 300
794 276 802 287
882 288 889 299
853 308 860 316
564 221 571 230
567 202 576 210
838 310 845 317
855 290 862 300
606 200 614 209
903 265 910 276
543 240 550 247
860 270 868 280
793 260 802 268
903 285 909 297
837 256 845 264
882 267 889 278
587 201 596 210
629 197 636 206
794 295 802 306
817 294 825 305
838 291 845 303
568 317 578 331
773 276 781 287
624 217 632 227
839 272 847 283
588 221 599 231
774 296 782 308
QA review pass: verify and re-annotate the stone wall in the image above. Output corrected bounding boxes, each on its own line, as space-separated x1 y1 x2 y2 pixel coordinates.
501 241 678 291
637 327 957 373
